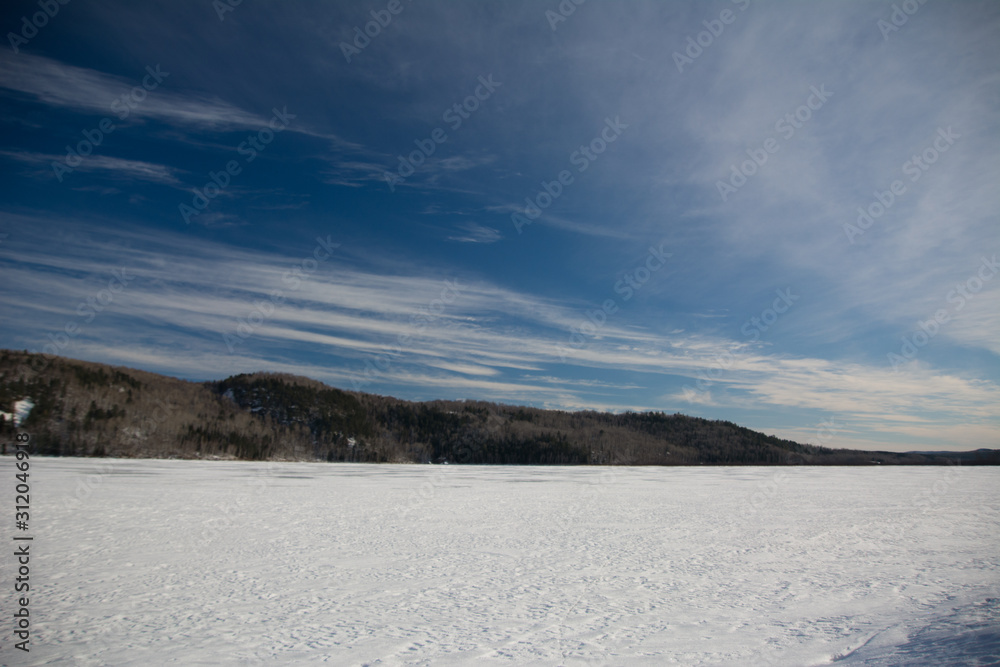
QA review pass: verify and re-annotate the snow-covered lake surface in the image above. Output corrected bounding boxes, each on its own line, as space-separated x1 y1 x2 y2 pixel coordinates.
3 458 999 666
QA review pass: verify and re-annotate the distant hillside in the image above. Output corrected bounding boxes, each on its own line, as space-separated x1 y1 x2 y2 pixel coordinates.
1 350 996 465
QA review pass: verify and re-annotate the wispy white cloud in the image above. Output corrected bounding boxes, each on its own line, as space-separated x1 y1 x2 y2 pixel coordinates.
1 150 181 186
0 52 264 131
0 1 997 455
447 222 502 244
1 219 996 451
0 51 365 154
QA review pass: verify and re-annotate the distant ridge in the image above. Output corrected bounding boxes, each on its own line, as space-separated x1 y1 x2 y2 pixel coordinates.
905 449 998 460
2 350 997 465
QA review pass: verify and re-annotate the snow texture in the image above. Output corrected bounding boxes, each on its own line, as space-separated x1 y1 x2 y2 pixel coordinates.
2 459 998 666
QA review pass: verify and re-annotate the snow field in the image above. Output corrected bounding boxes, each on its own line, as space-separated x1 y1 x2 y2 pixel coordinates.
1 459 998 666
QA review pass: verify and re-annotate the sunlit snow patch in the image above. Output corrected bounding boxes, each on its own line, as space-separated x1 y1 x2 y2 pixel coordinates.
13 398 34 426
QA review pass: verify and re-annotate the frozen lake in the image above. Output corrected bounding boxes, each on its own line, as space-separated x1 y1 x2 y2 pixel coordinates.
3 458 999 666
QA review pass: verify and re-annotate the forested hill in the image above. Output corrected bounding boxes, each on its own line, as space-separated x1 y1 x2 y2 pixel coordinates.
1 350 996 465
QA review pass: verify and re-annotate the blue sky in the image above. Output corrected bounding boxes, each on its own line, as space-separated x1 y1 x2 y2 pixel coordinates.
1 0 997 452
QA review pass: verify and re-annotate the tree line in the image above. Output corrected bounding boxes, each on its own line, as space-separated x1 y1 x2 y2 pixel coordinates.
2 350 996 466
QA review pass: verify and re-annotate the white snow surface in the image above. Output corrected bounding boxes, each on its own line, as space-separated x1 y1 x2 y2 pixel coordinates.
3 459 999 666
